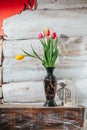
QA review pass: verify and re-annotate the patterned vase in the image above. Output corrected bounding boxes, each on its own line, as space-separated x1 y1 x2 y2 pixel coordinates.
44 67 57 106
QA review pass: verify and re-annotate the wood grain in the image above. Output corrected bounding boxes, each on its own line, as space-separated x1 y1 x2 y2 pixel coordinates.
3 36 87 57
0 105 85 130
2 1 87 108
0 67 2 86
2 79 87 106
2 81 45 103
0 40 3 66
3 57 87 83
37 0 87 9
0 87 2 98
2 36 87 82
2 9 87 40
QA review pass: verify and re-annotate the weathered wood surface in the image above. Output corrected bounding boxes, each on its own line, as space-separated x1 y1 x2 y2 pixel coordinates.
2 81 45 103
2 9 87 40
0 105 85 130
0 67 2 86
84 119 87 129
1 79 85 106
37 0 87 9
2 37 87 81
2 2 87 107
0 40 3 66
0 40 2 98
0 87 2 98
3 57 87 82
3 36 87 57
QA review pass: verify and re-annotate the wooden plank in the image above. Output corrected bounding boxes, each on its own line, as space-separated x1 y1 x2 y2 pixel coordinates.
84 120 87 126
3 36 87 57
75 79 87 107
2 81 45 103
0 105 85 129
3 57 87 82
0 40 3 65
0 99 2 104
0 87 2 98
0 104 84 108
37 0 87 10
2 80 72 103
2 9 87 40
0 67 2 86
83 119 87 130
2 79 87 105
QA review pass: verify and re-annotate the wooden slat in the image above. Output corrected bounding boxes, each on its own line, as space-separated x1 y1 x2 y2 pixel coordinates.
83 125 87 130
3 9 87 40
3 36 87 57
2 81 45 103
2 79 87 105
0 103 85 109
37 0 87 10
0 87 2 98
0 67 2 86
3 57 87 82
0 40 3 65
2 80 72 103
3 37 87 82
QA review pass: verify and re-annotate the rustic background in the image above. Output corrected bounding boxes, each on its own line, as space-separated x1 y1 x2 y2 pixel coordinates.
0 0 87 127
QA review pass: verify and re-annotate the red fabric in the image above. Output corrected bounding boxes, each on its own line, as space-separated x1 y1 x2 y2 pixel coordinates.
0 0 34 36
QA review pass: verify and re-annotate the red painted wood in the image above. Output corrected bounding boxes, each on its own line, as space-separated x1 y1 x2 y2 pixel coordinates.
0 0 35 36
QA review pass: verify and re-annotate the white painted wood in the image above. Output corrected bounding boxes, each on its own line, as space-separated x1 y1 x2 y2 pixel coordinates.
84 120 87 126
75 79 87 99
3 10 87 40
2 81 45 103
2 79 87 105
3 36 87 57
75 79 87 107
2 2 87 107
3 57 87 83
3 39 42 58
0 40 3 65
37 0 87 10
0 87 2 98
2 79 72 103
0 103 84 108
0 67 2 86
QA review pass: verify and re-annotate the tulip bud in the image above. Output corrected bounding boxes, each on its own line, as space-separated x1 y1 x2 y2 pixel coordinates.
51 32 57 39
38 31 44 39
45 28 50 37
15 54 24 60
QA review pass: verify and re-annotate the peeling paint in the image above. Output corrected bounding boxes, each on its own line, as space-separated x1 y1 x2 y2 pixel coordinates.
0 0 35 36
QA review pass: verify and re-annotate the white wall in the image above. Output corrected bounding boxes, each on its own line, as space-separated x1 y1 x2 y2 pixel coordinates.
1 0 87 107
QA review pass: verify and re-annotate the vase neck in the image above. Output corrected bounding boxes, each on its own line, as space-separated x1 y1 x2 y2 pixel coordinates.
46 67 55 74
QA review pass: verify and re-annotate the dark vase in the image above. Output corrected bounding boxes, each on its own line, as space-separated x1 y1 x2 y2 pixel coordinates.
43 67 57 106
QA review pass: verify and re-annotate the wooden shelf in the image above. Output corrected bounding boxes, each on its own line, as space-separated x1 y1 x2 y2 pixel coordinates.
0 104 85 130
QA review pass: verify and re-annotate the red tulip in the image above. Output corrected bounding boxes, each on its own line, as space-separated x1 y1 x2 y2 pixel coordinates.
51 32 57 39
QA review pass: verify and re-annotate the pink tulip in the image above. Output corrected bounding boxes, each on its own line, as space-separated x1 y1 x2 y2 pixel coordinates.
38 31 44 39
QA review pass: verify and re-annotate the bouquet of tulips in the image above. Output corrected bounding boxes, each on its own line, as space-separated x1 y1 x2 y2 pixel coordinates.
15 29 58 67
